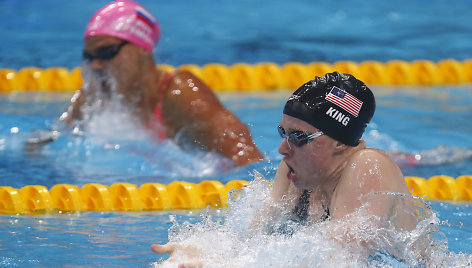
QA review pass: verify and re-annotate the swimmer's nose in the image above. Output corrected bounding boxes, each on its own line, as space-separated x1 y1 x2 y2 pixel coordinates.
278 138 292 157
88 59 107 71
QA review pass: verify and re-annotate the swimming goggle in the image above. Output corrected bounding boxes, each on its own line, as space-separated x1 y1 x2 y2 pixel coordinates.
277 125 323 149
82 41 129 62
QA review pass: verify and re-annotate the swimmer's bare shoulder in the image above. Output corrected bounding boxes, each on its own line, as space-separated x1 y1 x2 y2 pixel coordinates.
162 70 225 129
344 148 408 192
331 147 410 219
162 70 263 166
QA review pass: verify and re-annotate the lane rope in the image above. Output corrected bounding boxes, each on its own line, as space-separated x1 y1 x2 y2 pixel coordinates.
1 175 471 214
1 59 472 93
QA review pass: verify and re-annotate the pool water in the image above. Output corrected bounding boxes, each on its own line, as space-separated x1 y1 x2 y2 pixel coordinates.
1 186 471 266
1 87 472 266
2 0 472 266
1 87 472 188
1 0 472 69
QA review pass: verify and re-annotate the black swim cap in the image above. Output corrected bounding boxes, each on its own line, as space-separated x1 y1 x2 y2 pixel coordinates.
283 72 375 146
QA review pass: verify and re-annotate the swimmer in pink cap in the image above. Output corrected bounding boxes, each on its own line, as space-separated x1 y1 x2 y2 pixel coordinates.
59 0 263 167
84 0 160 52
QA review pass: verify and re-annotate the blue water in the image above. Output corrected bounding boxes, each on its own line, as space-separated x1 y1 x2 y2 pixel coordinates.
1 0 472 266
1 88 472 265
1 88 472 188
0 202 470 267
1 0 472 70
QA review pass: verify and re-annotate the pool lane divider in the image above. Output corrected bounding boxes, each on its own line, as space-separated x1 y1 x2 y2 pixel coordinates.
0 180 248 214
1 175 472 214
1 59 472 93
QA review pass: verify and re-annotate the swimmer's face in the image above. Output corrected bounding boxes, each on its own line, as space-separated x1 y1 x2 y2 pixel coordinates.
278 115 335 190
82 36 146 98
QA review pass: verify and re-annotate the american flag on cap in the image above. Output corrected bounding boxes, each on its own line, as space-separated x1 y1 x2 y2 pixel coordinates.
325 86 363 117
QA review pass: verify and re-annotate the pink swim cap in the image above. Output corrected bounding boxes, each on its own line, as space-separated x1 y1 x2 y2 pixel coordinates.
84 0 160 52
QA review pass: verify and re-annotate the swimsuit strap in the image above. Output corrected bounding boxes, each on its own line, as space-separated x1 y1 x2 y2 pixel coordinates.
155 71 174 111
268 189 328 236
150 71 174 140
292 189 311 222
320 203 330 221
152 71 174 121
292 190 331 223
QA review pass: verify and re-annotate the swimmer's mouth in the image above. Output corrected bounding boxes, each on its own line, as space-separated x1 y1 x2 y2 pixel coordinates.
285 162 296 181
100 79 111 93
93 71 112 93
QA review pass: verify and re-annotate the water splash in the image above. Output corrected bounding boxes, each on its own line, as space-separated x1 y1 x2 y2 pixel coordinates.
389 146 472 167
364 129 472 167
152 173 472 267
38 65 235 180
78 65 151 142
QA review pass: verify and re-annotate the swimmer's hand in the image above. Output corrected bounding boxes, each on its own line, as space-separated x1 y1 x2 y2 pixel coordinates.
23 130 61 152
151 243 206 268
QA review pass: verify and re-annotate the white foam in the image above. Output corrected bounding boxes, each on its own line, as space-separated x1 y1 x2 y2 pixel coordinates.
152 173 472 267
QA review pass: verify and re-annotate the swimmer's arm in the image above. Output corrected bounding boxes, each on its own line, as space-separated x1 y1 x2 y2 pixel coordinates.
250 161 290 228
248 161 299 232
23 129 62 153
163 71 264 166
202 109 264 166
149 164 297 265
330 149 400 220
271 161 298 202
330 149 418 231
58 89 85 125
23 89 85 150
328 150 422 257
321 150 397 252
151 243 221 267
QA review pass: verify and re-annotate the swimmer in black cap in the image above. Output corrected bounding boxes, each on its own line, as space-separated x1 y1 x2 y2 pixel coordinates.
151 73 424 264
270 71 418 228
